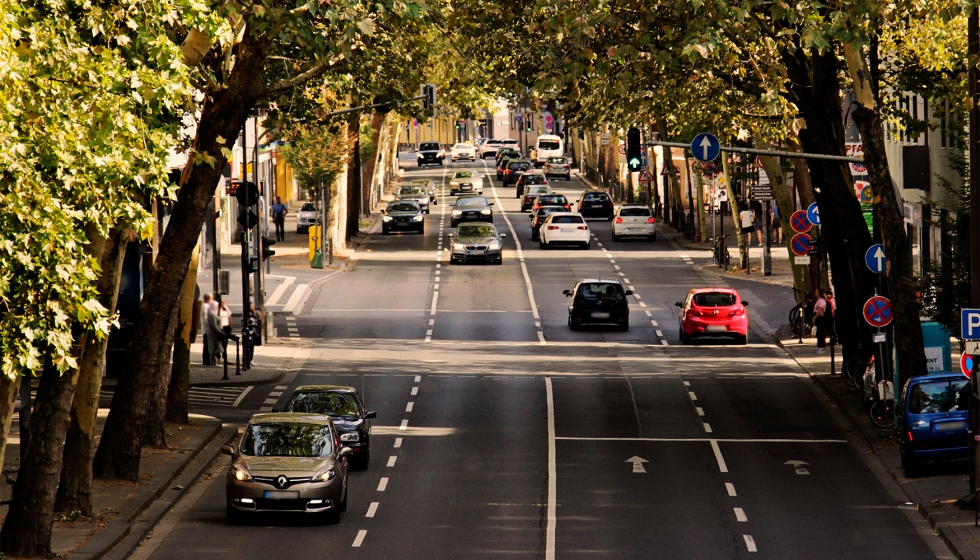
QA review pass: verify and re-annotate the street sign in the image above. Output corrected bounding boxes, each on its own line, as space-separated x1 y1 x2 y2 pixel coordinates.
618 144 626 155
961 309 980 340
967 341 980 354
790 233 812 256
806 202 821 226
601 133 611 146
794 255 811 265
749 185 773 200
865 244 886 274
872 332 887 343
691 133 720 162
638 170 654 183
863 296 893 327
790 210 812 233
960 353 974 379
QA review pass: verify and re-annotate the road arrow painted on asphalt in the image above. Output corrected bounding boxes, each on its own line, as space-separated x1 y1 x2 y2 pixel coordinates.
626 456 649 473
784 460 810 475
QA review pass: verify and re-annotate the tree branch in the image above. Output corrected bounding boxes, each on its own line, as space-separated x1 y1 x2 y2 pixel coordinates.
261 60 331 97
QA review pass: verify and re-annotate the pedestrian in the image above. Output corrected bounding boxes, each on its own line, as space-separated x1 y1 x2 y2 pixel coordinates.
813 288 828 353
200 293 213 365
272 196 288 242
219 299 234 341
207 296 226 364
825 290 837 344
738 203 755 247
770 204 782 244
248 302 263 347
753 202 764 246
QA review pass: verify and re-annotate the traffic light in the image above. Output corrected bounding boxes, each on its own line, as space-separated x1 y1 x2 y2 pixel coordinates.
421 83 436 111
627 127 642 172
455 121 461 130
261 236 276 259
525 113 533 132
248 256 259 274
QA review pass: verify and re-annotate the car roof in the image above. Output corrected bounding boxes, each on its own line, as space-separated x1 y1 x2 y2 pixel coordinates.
909 373 970 383
248 413 335 426
578 279 623 285
547 211 583 217
291 385 357 393
689 287 739 295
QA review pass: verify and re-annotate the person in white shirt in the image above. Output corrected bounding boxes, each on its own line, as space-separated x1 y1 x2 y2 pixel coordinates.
738 204 755 247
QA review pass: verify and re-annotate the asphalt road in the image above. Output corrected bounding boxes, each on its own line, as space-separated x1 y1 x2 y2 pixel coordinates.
134 158 943 560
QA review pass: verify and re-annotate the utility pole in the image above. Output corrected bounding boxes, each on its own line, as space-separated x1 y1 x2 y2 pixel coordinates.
967 7 979 497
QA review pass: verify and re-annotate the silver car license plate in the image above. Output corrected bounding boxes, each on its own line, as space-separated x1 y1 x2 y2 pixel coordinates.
470 250 485 256
264 491 300 499
591 312 610 319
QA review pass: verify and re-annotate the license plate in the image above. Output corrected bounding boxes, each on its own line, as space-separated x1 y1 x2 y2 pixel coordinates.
591 312 610 319
264 491 300 500
561 227 572 233
934 421 967 432
470 250 485 256
706 325 727 332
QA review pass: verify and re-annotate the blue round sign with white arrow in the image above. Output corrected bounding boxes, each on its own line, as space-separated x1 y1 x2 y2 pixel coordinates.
865 244 886 274
806 202 821 227
691 133 720 163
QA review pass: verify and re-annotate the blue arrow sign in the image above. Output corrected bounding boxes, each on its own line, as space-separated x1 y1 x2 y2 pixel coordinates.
691 133 720 163
865 244 886 274
962 309 980 340
806 202 821 226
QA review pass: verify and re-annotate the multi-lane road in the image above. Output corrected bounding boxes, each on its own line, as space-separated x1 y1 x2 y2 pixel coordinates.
134 158 946 559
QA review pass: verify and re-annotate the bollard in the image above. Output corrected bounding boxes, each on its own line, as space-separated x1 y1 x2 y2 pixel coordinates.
222 342 229 380
236 339 241 375
830 338 836 375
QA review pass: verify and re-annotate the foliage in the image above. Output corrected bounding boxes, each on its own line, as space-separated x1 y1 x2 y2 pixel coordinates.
279 124 350 192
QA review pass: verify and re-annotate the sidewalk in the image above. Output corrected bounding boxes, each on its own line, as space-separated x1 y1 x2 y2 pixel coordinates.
780 335 979 560
659 224 796 287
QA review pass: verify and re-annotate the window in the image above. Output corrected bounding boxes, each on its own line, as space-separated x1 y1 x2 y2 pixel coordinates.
301 203 316 212
456 197 488 207
457 225 497 237
528 186 551 194
577 283 624 299
454 144 469 149
454 171 474 178
510 162 531 170
286 392 362 418
693 292 737 307
620 207 651 217
552 215 584 224
538 196 565 205
548 157 568 164
419 142 440 151
538 140 560 150
388 202 419 212
525 175 547 184
583 193 610 201
240 423 334 457
908 380 969 414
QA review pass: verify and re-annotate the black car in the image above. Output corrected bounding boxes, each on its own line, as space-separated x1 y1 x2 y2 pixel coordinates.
495 148 520 167
495 155 521 180
515 172 549 199
577 191 614 220
381 201 425 234
564 280 633 331
502 159 533 187
451 195 494 227
416 141 444 166
280 385 376 469
448 223 506 265
530 206 564 240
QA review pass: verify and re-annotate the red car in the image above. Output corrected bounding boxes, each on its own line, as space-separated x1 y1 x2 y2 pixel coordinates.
675 288 749 344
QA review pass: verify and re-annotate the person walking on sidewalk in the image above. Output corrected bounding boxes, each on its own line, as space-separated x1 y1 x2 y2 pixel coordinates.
738 203 755 248
813 288 829 353
770 204 782 244
200 293 214 365
207 296 226 364
272 197 287 242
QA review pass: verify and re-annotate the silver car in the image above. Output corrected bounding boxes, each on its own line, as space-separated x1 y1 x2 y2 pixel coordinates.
296 202 318 233
224 413 351 524
407 179 438 204
396 185 430 214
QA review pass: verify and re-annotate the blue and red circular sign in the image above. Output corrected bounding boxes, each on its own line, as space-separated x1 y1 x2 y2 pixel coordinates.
790 233 812 256
790 210 812 234
961 353 975 379
863 296 893 327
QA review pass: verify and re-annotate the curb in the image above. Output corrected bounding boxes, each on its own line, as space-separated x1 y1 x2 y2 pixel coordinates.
70 416 232 560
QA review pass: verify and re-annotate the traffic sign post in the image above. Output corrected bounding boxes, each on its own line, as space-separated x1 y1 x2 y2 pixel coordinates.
790 233 812 256
790 210 812 234
691 133 720 163
961 308 980 340
961 353 975 379
806 202 821 226
863 296 893 327
865 244 886 274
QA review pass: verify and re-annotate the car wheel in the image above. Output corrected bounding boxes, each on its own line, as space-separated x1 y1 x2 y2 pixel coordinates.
539 237 547 249
495 257 503 265
451 221 458 228
568 314 578 331
619 320 630 332
607 215 614 222
612 233 621 241
650 233 657 241
382 227 390 235
419 227 425 235
531 232 539 241
226 504 246 525
736 334 747 345
583 241 590 250
902 454 919 478
449 257 458 265
680 329 689 345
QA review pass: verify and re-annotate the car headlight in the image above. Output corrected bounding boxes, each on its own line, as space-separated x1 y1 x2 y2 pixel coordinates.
340 432 360 442
453 243 466 253
412 215 424 222
453 210 462 216
488 242 501 250
232 463 252 482
480 209 491 215
450 182 458 187
383 216 393 222
314 467 336 482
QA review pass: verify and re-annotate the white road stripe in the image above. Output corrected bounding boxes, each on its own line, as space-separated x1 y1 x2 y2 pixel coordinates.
545 378 557 560
263 398 277 405
644 310 652 317
377 478 389 491
231 386 253 407
430 291 439 315
259 406 272 412
710 440 729 473
268 391 282 397
696 407 705 416
538 331 547 345
411 387 418 396
281 284 311 314
726 483 737 496
485 164 540 320
688 391 697 401
399 419 409 430
743 535 757 552
387 456 397 467
406 402 414 412
734 507 747 522
366 502 379 517
655 330 664 337
703 422 713 433
414 375 422 382
352 530 367 547
394 437 402 448
265 276 295 307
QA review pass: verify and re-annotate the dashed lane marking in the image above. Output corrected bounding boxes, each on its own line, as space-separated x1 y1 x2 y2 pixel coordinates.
366 502 379 518
734 507 747 522
394 437 403 448
387 456 397 467
743 535 757 552
726 483 737 496
377 478 389 491
406 402 414 412
352 530 367 548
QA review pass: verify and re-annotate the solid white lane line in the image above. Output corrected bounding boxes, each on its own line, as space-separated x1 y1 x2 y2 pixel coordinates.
411 386 419 396
430 291 439 315
538 331 547 345
377 478 389 491
696 407 705 416
556 436 848 443
710 440 729 473
726 483 737 496
387 456 397 467
743 535 757 552
703 422 713 433
734 507 747 522
265 276 296 307
486 170 540 320
545 378 557 560
415 375 422 382
688 391 697 401
366 502 379 518
352 530 367 547
394 437 402 448
406 402 414 412
231 386 254 407
399 419 408 430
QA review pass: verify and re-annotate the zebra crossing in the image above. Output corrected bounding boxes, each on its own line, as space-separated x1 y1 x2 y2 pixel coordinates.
98 385 253 408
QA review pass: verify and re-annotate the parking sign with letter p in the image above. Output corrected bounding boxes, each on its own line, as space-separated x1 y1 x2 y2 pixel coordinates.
962 309 980 340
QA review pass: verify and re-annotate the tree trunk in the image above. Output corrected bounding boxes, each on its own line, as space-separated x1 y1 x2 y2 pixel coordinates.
362 112 383 214
694 167 707 243
0 375 18 471
721 156 748 270
345 115 361 242
55 228 129 515
143 299 178 449
755 139 811 295
166 243 200 425
93 29 272 481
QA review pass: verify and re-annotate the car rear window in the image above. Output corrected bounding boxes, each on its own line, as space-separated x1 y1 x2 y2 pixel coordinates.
510 162 531 170
908 380 969 414
552 215 584 224
524 175 547 184
500 139 518 145
388 202 419 212
583 192 610 201
620 207 651 217
285 391 362 418
538 195 566 204
538 140 560 150
548 157 568 164
535 207 560 217
577 283 624 299
693 292 737 307
528 186 551 194
419 142 440 150
399 187 425 196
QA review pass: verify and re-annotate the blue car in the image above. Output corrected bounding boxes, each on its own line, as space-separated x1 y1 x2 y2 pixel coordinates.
898 372 971 477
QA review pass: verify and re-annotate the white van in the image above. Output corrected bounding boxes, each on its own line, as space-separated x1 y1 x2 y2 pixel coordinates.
534 135 564 165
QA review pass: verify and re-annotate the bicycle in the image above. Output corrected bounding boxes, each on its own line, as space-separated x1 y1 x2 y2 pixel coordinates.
789 287 813 339
712 235 731 269
842 353 874 390
869 378 895 428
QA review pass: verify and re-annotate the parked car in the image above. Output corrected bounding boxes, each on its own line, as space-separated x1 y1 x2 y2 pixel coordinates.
612 204 656 241
450 143 477 161
577 191 614 220
448 223 506 265
407 179 438 204
501 159 533 187
381 201 425 235
521 185 553 212
530 206 564 240
280 385 376 470
676 288 749 344
416 141 444 166
396 185 430 214
543 157 571 180
539 212 590 249
564 280 632 331
296 202 317 233
449 171 484 196
531 194 570 213
224 413 350 524
515 172 548 199
899 373 971 477
451 195 494 227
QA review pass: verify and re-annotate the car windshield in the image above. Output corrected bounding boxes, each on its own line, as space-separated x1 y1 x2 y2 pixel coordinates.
456 197 488 207
409 180 430 187
240 423 334 457
457 225 497 237
454 171 474 178
539 140 560 150
577 283 624 299
693 292 737 307
399 187 425 196
908 380 970 414
300 203 316 212
454 144 470 149
510 162 531 170
388 202 419 213
548 157 568 164
538 195 566 204
285 392 362 419
620 207 651 217
419 143 440 151
500 140 518 145
552 215 584 224
583 192 610 201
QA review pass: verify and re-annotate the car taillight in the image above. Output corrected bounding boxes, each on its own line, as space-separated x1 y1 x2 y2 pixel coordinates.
615 217 624 223
647 217 656 223
728 308 745 317
505 170 512 175
577 226 588 230
564 204 570 210
547 226 559 230
907 430 913 441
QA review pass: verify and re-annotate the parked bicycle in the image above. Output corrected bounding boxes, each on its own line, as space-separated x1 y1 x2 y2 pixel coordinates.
869 378 895 428
789 286 813 338
712 235 731 269
842 353 875 390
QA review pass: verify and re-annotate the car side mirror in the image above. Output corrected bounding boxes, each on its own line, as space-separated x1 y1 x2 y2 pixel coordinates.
675 302 683 307
365 411 377 419
339 447 353 458
625 290 634 296
221 444 235 456
381 209 386 214
500 233 507 238
488 202 495 206
446 233 453 238
741 301 749 306
563 290 572 297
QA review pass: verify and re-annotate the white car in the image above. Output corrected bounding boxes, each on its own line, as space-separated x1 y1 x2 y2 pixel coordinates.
396 185 430 214
543 157 571 180
449 171 484 196
612 204 656 241
539 212 591 250
534 135 564 166
450 143 477 161
479 140 502 158
296 202 318 233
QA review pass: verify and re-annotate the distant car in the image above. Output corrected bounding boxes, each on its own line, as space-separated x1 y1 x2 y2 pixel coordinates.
515 172 548 199
448 223 506 265
577 191 614 220
502 159 533 187
480 140 503 158
676 288 749 345
449 171 484 196
281 385 376 470
530 206 564 240
899 373 970 477
543 157 571 180
475 138 488 148
450 143 476 162
381 201 425 235
539 212 590 249
564 280 632 331
224 413 350 524
296 202 317 233
407 179 438 204
612 205 656 241
534 135 564 166
396 185 430 214
416 141 444 166
495 148 521 168
451 195 494 227
532 194 570 213
521 185 553 212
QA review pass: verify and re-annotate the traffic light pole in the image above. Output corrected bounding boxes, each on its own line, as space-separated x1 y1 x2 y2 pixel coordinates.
252 116 264 341
968 6 979 498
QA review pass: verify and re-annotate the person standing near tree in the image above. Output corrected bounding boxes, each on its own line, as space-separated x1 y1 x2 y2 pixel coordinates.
272 196 287 242
200 293 214 365
207 296 226 364
813 288 828 353
770 203 782 244
738 203 755 247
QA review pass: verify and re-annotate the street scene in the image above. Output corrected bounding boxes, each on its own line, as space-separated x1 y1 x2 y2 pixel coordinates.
2 1 980 560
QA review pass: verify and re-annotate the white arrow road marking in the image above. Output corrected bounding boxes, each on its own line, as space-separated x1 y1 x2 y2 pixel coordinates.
626 456 649 473
785 460 810 475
